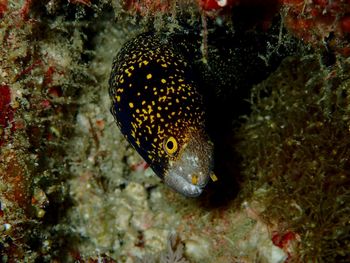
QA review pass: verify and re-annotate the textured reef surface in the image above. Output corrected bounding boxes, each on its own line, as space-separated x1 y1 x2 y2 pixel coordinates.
0 0 349 262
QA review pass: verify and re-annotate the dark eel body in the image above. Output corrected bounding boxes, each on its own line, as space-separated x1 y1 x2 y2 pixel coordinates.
109 17 298 197
109 32 214 197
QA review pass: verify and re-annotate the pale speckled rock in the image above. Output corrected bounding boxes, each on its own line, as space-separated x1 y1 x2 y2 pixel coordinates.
143 228 169 252
234 201 289 263
131 210 154 231
76 113 91 134
260 242 287 263
114 205 132 231
124 182 148 207
184 235 212 262
238 220 287 263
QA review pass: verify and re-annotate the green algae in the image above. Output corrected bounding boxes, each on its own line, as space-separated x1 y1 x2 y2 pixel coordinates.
237 56 350 262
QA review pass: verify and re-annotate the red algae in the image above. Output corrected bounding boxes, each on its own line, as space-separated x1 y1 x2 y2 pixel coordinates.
0 151 31 210
0 0 7 18
280 0 350 55
0 85 15 146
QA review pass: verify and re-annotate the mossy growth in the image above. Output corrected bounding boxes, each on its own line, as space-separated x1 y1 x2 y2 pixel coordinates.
237 56 350 261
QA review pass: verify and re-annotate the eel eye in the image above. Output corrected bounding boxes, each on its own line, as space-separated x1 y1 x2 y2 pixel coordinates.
163 136 178 156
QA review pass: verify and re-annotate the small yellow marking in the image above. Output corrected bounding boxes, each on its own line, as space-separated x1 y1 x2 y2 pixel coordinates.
191 175 198 185
146 74 152 79
159 96 167 102
168 87 175 94
157 126 164 134
140 114 148 121
136 109 140 113
210 173 218 182
129 102 134 108
145 85 148 90
116 96 121 102
147 105 153 114
119 78 124 84
143 60 149 65
125 69 130 74
161 79 166 84
136 118 142 125
142 101 146 105
156 113 161 118
161 63 167 68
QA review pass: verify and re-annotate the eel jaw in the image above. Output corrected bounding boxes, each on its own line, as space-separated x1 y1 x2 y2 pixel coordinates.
164 172 205 197
163 132 214 197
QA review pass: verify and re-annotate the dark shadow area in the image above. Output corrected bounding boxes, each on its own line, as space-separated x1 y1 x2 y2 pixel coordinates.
173 7 303 208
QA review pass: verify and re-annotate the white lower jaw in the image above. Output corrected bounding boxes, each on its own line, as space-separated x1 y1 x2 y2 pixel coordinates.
164 172 204 197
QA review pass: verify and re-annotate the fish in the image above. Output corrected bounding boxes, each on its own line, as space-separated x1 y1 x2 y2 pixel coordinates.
109 32 214 197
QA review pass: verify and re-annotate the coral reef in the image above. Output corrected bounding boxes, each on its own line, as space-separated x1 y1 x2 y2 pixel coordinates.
0 0 95 260
0 0 349 262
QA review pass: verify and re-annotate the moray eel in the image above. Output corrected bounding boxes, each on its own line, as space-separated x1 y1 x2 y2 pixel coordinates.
109 32 213 197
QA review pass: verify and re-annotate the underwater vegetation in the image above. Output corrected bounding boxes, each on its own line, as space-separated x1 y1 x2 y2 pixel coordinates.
0 0 349 262
237 56 350 262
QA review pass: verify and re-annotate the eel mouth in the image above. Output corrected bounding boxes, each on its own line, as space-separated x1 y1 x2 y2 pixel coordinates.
163 131 214 197
164 171 208 197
